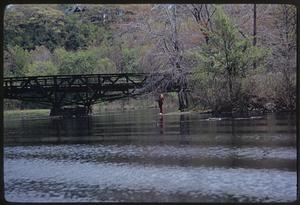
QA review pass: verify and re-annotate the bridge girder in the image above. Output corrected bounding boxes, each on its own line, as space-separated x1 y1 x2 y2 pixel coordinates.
4 73 189 114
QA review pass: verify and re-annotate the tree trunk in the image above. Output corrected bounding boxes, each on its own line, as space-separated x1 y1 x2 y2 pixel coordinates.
253 4 257 69
228 73 234 113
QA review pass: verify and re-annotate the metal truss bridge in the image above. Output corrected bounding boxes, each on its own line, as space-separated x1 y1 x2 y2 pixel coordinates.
3 73 189 116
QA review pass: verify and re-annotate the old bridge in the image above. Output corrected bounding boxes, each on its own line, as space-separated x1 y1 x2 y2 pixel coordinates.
3 73 190 116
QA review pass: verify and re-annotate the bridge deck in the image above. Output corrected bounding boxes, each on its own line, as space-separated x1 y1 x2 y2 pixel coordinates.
4 73 148 87
4 73 153 105
3 72 191 114
4 72 184 106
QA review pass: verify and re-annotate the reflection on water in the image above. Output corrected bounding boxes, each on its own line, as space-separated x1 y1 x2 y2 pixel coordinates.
159 115 164 135
180 115 190 145
3 109 297 202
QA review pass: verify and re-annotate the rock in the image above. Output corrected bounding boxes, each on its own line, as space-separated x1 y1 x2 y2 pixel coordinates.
264 102 276 112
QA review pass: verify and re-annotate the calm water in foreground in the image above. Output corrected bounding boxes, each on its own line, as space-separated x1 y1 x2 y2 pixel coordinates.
4 108 297 202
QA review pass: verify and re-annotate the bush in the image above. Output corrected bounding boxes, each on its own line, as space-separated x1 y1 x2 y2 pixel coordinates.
4 45 30 77
54 47 117 75
26 61 58 76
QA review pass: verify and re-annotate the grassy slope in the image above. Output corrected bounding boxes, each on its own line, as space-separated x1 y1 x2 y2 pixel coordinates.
4 109 50 120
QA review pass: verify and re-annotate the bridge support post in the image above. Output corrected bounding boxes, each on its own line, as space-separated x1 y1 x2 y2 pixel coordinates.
178 90 189 111
50 105 92 117
85 104 92 115
50 105 63 116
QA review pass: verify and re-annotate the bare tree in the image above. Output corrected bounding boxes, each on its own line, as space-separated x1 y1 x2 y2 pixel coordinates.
272 5 296 109
186 4 216 44
124 4 191 109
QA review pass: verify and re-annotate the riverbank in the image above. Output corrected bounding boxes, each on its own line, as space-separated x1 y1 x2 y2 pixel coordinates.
4 109 50 120
4 103 295 120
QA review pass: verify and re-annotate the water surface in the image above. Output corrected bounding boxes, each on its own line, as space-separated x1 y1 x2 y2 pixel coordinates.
4 109 297 202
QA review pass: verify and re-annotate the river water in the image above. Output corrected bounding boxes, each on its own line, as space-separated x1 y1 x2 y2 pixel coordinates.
3 109 297 202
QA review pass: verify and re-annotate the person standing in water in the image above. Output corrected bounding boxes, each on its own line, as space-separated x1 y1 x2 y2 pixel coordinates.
158 93 164 114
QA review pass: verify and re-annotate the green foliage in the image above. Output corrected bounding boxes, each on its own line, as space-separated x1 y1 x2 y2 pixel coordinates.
54 48 117 75
191 6 269 113
63 15 109 50
197 7 268 78
4 5 113 52
4 45 30 77
4 109 50 119
94 58 116 74
4 5 65 51
3 4 136 77
122 47 139 73
26 61 58 76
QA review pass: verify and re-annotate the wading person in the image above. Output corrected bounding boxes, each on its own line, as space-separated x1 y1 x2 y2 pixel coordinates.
157 93 164 114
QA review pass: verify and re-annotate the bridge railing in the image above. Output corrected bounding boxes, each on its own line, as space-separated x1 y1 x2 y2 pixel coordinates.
3 72 192 111
3 73 150 88
3 72 192 91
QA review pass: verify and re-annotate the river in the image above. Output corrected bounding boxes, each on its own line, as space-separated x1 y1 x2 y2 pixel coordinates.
3 108 297 202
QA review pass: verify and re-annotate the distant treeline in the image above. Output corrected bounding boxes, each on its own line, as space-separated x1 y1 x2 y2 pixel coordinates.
4 4 296 114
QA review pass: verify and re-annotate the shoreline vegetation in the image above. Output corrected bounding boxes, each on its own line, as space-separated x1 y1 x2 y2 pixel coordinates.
4 103 295 120
4 91 296 120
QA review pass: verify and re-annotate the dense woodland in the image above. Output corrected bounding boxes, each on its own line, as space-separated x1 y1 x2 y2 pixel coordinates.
3 4 296 115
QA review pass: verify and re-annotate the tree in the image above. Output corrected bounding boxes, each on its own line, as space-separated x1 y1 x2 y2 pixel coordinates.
4 45 30 77
26 61 58 76
132 4 193 110
53 47 117 75
63 14 110 51
253 4 257 69
186 4 216 44
4 5 66 51
191 6 267 114
271 5 296 110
